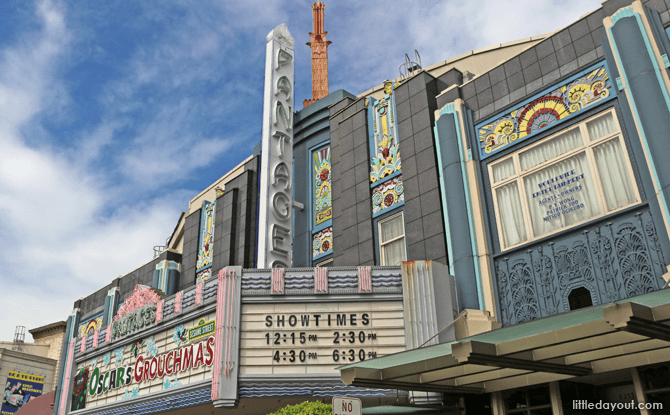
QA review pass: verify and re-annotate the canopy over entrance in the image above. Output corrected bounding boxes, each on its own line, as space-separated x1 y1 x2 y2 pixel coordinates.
339 290 670 394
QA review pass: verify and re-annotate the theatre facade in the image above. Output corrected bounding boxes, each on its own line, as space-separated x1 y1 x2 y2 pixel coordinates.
53 0 670 414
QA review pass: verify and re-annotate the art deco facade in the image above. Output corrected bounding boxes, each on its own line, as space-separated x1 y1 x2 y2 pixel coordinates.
53 0 670 414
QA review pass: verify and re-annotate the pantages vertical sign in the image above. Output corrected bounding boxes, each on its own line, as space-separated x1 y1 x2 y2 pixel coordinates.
258 23 295 268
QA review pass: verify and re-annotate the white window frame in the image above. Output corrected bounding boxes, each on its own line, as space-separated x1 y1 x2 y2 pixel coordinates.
488 107 641 251
378 211 407 265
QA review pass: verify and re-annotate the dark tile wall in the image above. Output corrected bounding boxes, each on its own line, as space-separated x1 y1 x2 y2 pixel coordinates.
78 250 181 317
180 207 201 290
459 0 670 124
461 7 611 123
330 96 375 266
328 73 449 267
394 73 448 265
212 157 258 271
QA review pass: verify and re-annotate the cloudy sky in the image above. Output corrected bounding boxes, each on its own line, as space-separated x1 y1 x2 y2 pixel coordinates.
0 0 604 342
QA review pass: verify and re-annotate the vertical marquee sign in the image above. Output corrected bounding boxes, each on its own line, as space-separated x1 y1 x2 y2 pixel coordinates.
258 23 295 268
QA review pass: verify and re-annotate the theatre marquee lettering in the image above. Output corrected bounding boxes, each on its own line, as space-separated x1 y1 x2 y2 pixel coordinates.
77 313 216 409
264 313 377 363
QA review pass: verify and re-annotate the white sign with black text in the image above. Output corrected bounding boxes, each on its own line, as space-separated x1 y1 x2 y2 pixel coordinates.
333 397 362 415
258 23 295 268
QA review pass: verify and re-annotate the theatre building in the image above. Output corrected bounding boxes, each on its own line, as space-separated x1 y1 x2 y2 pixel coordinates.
53 0 670 414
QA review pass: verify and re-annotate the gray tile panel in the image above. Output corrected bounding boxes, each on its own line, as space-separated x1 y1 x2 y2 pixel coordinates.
504 56 522 76
488 65 506 85
491 80 509 101
555 44 577 66
474 74 491 93
522 62 541 83
569 19 591 42
519 48 538 69
552 29 572 51
573 34 596 57
535 39 555 60
538 53 559 76
477 88 494 108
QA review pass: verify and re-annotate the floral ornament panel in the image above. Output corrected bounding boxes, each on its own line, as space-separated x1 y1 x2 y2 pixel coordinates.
145 336 158 357
78 315 102 338
370 81 402 183
313 227 333 258
113 347 125 367
113 284 159 322
121 386 139 400
313 146 332 226
372 176 404 215
103 352 111 367
196 200 215 273
196 268 211 284
477 63 612 159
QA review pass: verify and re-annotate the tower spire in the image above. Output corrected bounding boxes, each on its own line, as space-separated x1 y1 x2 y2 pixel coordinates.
304 2 332 108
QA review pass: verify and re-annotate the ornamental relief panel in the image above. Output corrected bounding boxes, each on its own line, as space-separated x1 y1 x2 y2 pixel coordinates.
495 208 666 326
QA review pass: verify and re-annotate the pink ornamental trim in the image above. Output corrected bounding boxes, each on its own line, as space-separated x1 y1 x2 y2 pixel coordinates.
195 282 204 306
175 291 183 314
59 341 75 415
271 268 284 294
113 284 160 322
315 267 328 293
80 335 86 353
92 330 99 348
105 324 112 343
358 266 372 292
155 300 164 323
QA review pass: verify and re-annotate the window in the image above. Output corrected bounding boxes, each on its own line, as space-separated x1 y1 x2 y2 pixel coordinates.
568 287 593 310
502 385 552 414
379 212 407 265
489 109 639 250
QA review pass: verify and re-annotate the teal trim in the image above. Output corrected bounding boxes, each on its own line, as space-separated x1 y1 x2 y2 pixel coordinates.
612 6 635 23
434 124 455 277
608 9 670 243
451 103 484 310
312 250 333 261
372 200 405 219
369 169 402 188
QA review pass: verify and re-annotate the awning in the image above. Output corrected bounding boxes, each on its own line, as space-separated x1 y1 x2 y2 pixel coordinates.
339 290 670 394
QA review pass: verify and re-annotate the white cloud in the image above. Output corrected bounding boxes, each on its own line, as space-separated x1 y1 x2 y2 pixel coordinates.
0 1 185 341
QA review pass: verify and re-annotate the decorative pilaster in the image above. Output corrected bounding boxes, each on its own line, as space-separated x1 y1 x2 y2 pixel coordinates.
315 267 328 293
174 291 183 314
358 266 372 292
271 268 284 294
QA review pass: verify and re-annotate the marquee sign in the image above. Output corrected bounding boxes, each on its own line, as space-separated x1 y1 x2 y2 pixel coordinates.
239 301 406 375
75 313 216 410
258 23 295 268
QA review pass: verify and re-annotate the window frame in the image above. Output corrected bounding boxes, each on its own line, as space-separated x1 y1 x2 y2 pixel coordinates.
488 107 641 251
378 211 407 265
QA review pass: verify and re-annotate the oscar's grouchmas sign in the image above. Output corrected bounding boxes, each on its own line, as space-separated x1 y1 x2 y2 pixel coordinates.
73 317 216 410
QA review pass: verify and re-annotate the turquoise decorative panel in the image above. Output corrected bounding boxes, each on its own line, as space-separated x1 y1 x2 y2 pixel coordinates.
372 175 404 216
369 81 402 184
477 62 614 159
196 200 215 282
313 146 332 227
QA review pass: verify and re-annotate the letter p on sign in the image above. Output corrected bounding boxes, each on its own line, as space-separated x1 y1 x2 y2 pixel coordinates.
333 397 362 415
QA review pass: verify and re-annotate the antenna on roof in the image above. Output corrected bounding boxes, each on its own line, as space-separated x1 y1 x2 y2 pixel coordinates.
12 326 25 351
399 50 422 80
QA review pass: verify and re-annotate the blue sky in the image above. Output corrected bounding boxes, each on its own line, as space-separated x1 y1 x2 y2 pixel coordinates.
0 0 604 342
